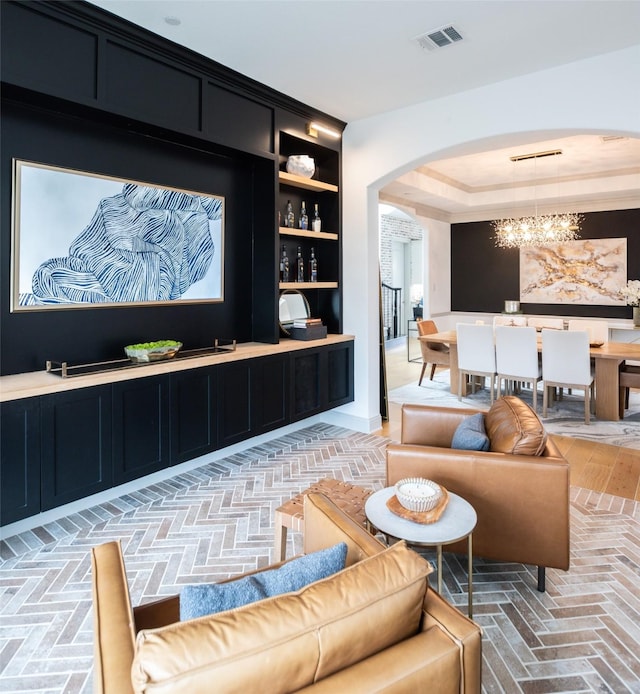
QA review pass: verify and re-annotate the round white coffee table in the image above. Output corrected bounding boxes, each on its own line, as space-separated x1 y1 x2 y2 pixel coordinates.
365 487 477 617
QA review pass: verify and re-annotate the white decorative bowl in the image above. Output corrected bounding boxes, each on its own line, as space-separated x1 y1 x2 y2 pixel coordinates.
125 340 182 363
286 155 315 178
395 478 442 513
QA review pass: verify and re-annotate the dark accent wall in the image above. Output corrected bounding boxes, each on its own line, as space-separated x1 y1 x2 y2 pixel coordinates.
2 99 258 372
0 1 344 376
451 208 640 319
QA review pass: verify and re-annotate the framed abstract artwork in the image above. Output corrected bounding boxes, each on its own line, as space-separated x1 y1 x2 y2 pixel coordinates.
10 160 225 311
519 238 627 305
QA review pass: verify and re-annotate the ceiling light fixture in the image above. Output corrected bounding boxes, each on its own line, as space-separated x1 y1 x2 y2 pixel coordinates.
306 122 341 139
493 150 582 249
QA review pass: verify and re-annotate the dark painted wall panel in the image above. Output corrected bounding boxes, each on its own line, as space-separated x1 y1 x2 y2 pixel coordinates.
451 209 640 319
0 1 343 377
105 41 201 133
1 101 254 374
1 2 98 102
204 83 274 154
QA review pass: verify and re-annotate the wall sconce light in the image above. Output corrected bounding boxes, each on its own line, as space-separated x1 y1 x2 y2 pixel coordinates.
306 122 341 139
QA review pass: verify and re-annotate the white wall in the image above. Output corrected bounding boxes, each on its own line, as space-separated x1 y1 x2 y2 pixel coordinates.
415 215 450 319
337 45 640 432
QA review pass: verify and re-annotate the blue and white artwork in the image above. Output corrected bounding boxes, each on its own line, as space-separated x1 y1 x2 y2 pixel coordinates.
11 160 224 311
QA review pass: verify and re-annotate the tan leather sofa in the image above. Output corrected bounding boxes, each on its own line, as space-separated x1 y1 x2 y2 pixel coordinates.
386 397 570 592
92 492 481 694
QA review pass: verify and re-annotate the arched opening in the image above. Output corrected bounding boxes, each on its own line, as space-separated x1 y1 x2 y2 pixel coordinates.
345 89 637 432
377 203 426 418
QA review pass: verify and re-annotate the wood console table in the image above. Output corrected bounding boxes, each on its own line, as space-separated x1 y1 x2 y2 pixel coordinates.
421 330 640 422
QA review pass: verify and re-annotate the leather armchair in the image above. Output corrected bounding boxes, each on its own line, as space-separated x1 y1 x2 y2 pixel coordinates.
386 399 570 592
92 492 481 694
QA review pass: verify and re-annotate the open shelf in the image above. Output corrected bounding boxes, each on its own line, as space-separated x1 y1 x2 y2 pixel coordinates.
279 171 338 193
277 130 342 335
279 227 338 241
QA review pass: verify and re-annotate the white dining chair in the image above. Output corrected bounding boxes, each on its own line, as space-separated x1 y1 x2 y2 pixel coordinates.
495 326 542 412
493 315 527 328
527 317 565 331
567 319 609 345
541 328 595 424
456 323 497 404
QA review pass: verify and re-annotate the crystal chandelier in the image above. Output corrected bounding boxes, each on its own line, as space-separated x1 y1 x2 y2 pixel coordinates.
493 212 582 249
493 149 582 249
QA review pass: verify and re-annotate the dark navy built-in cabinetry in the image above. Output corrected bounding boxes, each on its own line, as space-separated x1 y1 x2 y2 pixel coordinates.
1 340 354 525
0 2 353 528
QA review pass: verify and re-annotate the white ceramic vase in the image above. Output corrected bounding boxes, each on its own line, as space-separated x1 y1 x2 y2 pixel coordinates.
633 306 640 327
286 155 315 178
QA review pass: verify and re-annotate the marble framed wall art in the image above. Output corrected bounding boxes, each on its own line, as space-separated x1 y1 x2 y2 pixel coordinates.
10 160 224 312
519 238 627 305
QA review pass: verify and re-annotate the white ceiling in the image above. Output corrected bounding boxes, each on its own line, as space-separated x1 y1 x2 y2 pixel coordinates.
87 0 640 220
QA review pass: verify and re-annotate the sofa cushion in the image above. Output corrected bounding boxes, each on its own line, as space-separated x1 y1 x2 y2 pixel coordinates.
485 395 547 456
451 413 490 451
180 542 347 620
131 542 432 694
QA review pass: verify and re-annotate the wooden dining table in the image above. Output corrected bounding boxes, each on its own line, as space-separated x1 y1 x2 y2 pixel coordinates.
420 330 640 421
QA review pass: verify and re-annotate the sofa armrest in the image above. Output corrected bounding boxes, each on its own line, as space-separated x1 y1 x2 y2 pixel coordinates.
91 541 137 694
386 443 570 570
421 589 482 694
401 404 480 446
303 492 386 565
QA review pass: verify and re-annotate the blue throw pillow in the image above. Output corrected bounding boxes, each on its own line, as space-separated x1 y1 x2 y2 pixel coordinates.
180 542 348 620
451 413 490 451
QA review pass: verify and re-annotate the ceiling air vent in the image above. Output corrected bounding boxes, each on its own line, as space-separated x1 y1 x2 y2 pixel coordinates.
414 25 464 51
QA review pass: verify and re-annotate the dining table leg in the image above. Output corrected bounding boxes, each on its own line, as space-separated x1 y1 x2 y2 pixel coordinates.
448 344 459 395
594 356 623 421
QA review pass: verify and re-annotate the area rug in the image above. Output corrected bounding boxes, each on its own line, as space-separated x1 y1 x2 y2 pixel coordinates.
388 370 640 450
0 425 638 693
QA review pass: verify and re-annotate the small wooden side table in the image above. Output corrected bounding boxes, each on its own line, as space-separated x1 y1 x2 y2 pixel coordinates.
274 478 372 561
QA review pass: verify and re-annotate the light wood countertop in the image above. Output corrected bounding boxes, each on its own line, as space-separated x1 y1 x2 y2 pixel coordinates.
0 335 354 403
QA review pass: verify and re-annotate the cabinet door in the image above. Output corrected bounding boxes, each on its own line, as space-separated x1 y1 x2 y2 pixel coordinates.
218 361 253 448
112 376 170 485
171 367 218 465
327 341 354 408
1 398 41 525
252 354 289 435
290 348 327 422
41 386 112 511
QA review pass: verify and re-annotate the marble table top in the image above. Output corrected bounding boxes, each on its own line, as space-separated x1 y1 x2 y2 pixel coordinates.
365 487 477 546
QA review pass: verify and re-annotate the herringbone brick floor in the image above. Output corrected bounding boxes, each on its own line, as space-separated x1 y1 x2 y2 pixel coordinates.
1 424 638 693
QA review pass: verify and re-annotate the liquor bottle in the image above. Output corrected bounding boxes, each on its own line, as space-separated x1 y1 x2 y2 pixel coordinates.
312 203 322 232
309 247 318 282
296 246 304 282
280 245 290 282
299 201 309 230
285 200 295 228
